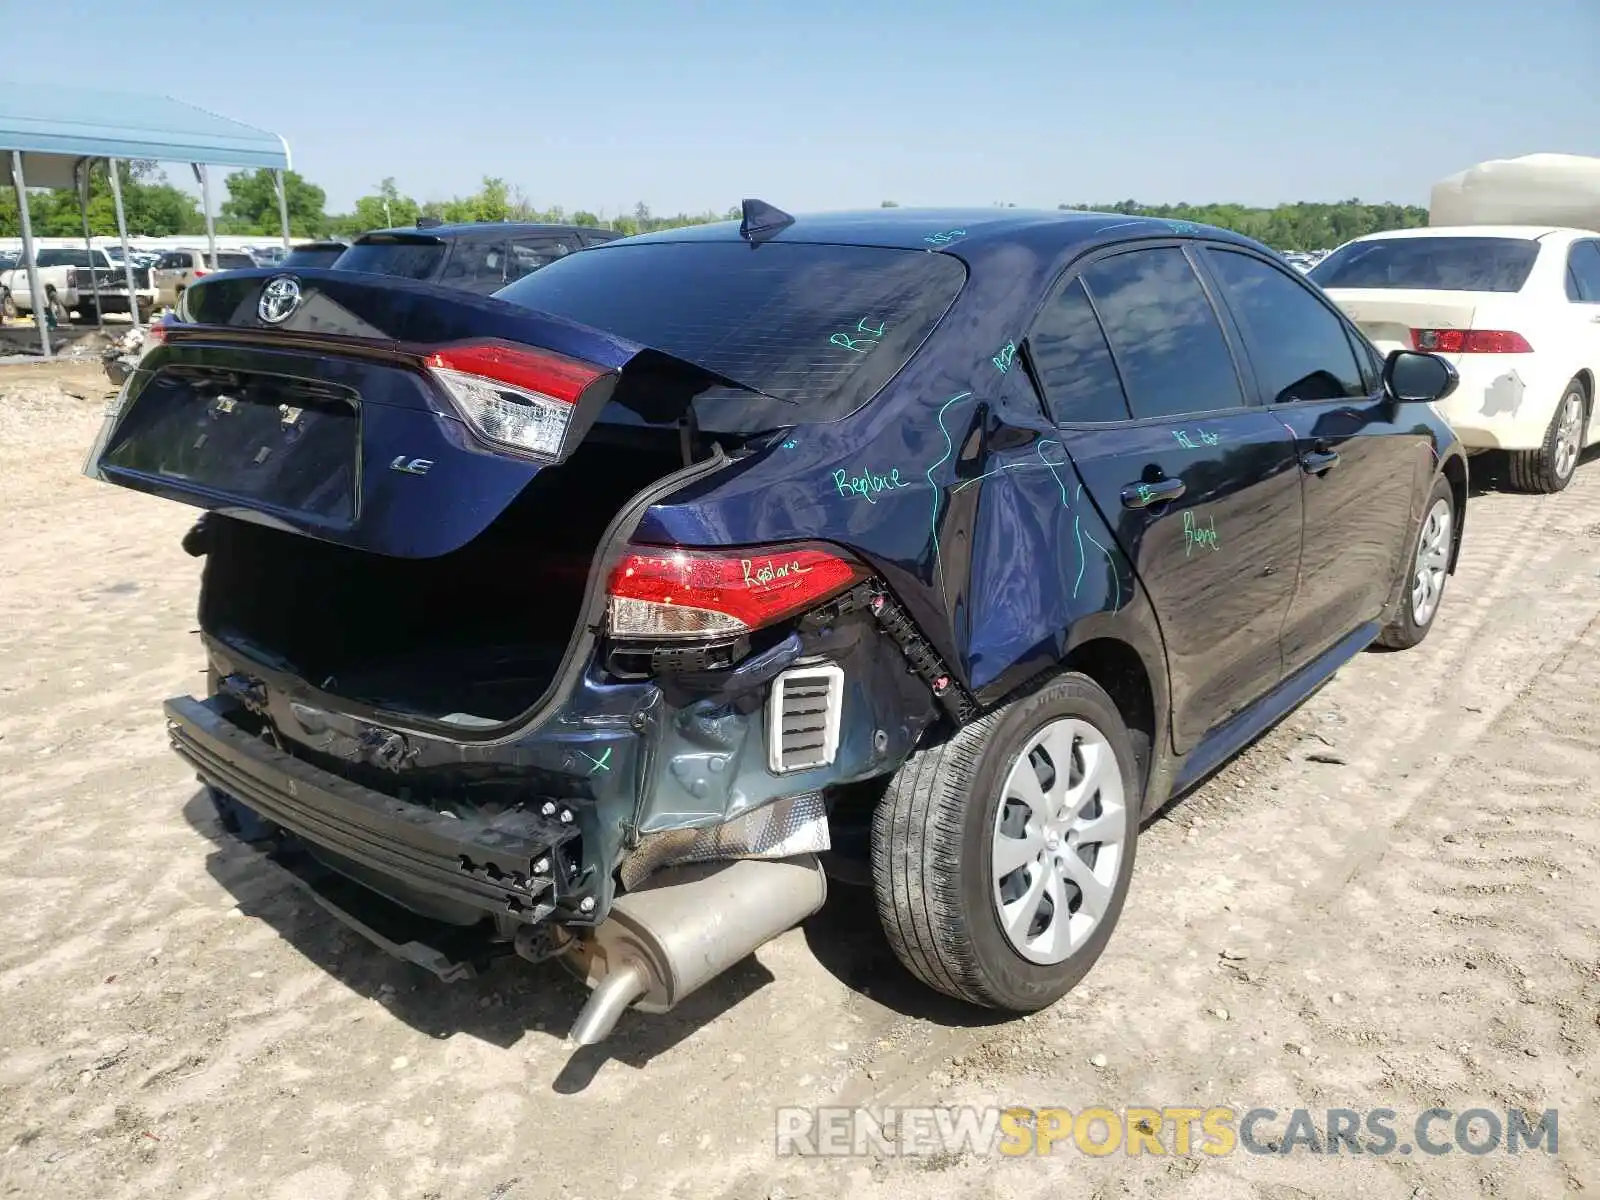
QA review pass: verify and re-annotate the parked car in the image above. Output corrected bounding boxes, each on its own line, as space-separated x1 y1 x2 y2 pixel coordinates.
327 220 622 293
279 240 349 269
1311 225 1600 493
0 246 156 322
84 206 1466 1043
150 248 260 308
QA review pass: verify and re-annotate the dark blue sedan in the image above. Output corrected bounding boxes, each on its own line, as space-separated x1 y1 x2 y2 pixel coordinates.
85 203 1466 1042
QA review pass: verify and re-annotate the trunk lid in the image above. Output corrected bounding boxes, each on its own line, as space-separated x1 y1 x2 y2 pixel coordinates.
1319 287 1479 357
84 268 648 559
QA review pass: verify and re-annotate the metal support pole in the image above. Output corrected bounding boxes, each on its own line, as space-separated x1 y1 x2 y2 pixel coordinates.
76 159 104 332
9 151 50 359
196 163 218 270
107 158 141 331
274 169 291 249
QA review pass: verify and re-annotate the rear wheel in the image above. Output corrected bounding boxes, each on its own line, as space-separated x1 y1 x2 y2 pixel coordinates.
870 673 1139 1010
1377 474 1455 650
1508 380 1587 494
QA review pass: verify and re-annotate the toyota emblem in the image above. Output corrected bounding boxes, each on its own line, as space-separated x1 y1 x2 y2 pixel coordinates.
258 275 303 324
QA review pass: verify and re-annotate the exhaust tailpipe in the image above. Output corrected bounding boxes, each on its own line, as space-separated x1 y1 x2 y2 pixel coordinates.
566 855 827 1045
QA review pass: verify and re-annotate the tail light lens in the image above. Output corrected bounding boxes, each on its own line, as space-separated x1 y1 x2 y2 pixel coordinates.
1412 329 1533 353
424 341 609 461
607 544 869 640
193 267 208 278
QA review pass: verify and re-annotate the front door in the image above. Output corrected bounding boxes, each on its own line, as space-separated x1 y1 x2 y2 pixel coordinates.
1198 244 1423 673
1029 244 1303 751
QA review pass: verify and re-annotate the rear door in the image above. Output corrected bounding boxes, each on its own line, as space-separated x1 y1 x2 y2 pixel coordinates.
1035 242 1302 751
1564 239 1600 446
1203 244 1422 671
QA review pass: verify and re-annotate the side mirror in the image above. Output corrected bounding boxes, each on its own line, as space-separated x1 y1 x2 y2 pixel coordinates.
1383 349 1458 404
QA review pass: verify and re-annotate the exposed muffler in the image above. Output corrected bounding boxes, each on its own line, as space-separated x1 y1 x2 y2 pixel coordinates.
565 854 827 1045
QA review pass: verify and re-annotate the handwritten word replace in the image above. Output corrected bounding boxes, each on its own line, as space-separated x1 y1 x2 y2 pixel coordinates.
1183 510 1220 556
742 556 814 588
992 342 1017 373
923 229 966 246
836 465 913 504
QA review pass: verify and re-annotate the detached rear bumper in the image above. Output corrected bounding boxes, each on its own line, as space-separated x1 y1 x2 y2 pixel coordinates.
165 695 577 926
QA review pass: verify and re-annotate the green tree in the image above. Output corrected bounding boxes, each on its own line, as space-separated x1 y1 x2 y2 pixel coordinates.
218 168 326 236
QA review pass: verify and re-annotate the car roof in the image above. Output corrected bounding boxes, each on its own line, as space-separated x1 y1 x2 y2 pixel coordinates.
359 222 603 240
610 206 1267 254
1343 224 1576 242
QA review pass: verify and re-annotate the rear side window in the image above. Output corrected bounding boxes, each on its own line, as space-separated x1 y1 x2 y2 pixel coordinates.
1081 247 1244 420
496 241 966 423
216 253 258 271
334 237 446 281
1207 249 1367 403
156 252 192 269
1027 278 1131 423
1309 237 1538 292
1567 241 1600 302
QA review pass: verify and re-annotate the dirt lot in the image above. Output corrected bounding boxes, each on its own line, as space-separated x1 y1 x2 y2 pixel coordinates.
1 367 1596 1200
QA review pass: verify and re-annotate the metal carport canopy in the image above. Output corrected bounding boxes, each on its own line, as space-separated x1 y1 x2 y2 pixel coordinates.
0 82 291 357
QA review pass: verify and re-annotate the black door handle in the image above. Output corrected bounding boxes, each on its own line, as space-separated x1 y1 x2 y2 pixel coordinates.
1121 476 1186 509
1300 448 1340 474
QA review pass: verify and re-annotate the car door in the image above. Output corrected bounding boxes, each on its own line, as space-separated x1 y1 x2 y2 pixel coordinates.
1034 243 1302 751
1564 238 1600 446
1200 244 1422 675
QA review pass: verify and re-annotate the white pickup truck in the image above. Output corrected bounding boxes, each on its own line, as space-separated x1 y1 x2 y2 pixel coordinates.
0 247 157 323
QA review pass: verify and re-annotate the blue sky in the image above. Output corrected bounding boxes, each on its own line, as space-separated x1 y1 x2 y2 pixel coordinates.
8 0 1596 216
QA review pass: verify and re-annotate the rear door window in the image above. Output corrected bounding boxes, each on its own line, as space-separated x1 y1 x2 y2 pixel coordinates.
496 240 966 425
438 239 512 293
506 236 571 281
1026 278 1131 423
1080 247 1246 419
156 252 193 270
1309 237 1539 292
1206 248 1368 403
1567 240 1600 303
38 249 94 268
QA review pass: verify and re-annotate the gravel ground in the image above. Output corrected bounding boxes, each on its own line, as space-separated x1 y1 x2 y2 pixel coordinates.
0 369 1595 1200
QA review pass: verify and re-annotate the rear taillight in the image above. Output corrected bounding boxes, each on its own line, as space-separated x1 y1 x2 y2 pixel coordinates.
424 341 609 460
193 267 209 278
607 544 869 640
1412 329 1533 354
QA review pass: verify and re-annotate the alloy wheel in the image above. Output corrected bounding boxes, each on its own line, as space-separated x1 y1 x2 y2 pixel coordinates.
991 717 1127 965
1410 497 1452 627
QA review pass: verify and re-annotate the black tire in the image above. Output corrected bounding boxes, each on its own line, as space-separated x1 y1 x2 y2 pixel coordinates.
1377 473 1455 650
1507 379 1587 494
870 672 1140 1011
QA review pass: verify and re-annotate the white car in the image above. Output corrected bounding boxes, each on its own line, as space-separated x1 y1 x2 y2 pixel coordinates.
1310 225 1600 493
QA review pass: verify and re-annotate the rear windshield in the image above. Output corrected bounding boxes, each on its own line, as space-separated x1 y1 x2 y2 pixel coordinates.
1310 237 1539 292
334 237 445 281
282 246 346 268
495 240 967 422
